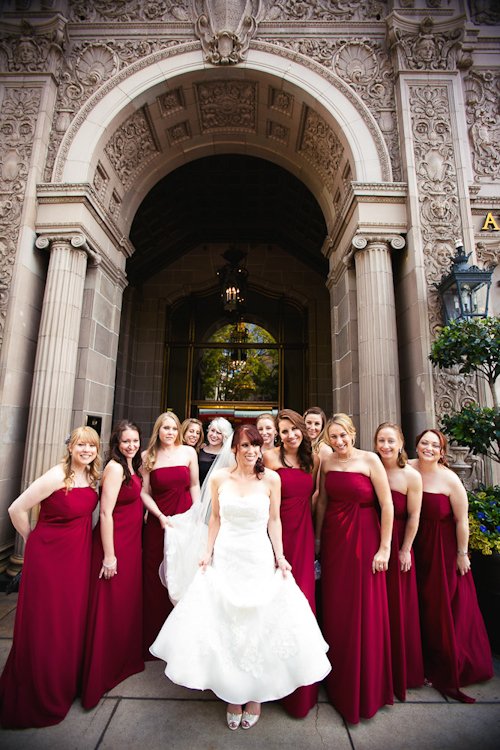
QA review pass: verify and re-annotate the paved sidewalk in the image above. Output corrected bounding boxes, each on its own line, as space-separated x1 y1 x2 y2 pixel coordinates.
1 591 499 750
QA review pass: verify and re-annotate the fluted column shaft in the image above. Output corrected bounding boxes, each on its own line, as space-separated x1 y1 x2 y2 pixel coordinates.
354 238 401 448
8 236 89 572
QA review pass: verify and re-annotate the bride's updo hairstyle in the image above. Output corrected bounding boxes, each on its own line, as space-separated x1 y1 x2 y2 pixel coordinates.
232 424 265 478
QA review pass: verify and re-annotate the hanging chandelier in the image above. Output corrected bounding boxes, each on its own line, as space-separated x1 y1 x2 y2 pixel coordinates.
229 320 249 367
217 246 248 315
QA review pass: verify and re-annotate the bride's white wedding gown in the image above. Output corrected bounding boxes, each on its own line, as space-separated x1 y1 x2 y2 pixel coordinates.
150 490 331 704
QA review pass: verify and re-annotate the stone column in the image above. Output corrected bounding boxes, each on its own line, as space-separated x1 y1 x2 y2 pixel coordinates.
353 235 403 449
7 233 97 575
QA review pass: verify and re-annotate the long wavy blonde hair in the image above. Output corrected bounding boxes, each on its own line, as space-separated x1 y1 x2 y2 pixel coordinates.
62 426 101 492
143 412 182 472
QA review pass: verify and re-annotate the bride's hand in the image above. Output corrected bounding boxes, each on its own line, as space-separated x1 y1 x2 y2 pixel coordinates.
199 551 213 573
277 556 292 578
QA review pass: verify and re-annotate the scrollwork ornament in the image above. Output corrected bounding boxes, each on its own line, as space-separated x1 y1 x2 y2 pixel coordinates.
193 0 264 65
68 0 190 22
464 71 500 184
265 0 387 22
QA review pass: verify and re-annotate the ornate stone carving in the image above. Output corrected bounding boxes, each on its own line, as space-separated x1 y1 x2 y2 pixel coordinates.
69 0 191 22
44 38 186 181
388 17 468 72
104 107 160 188
193 0 264 64
0 87 42 351
268 86 294 118
265 0 387 22
109 190 122 221
464 71 500 184
157 88 186 117
195 80 257 132
468 0 500 25
259 36 400 180
166 120 192 145
266 120 289 146
93 161 109 201
0 18 66 75
297 106 344 190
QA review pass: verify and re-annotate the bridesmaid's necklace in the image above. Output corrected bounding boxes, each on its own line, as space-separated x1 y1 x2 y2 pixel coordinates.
337 449 356 464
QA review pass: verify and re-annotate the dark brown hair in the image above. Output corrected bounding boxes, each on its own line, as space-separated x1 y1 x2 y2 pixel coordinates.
277 409 314 474
232 424 265 478
107 420 142 485
415 428 449 467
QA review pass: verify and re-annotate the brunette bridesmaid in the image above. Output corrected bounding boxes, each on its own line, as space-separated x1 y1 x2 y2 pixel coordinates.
141 412 200 659
315 414 394 724
411 429 493 702
181 418 204 452
374 422 424 701
0 427 100 728
82 420 145 709
264 409 319 717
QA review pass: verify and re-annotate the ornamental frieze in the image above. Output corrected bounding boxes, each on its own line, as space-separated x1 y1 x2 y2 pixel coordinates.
297 106 344 190
0 87 42 350
69 0 191 22
259 35 400 180
264 0 387 22
104 107 160 188
195 80 257 132
464 71 500 184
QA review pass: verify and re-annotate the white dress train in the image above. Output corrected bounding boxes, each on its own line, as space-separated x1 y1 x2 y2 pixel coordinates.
151 490 331 704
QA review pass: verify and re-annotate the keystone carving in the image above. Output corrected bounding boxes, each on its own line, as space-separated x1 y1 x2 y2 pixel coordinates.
192 0 264 64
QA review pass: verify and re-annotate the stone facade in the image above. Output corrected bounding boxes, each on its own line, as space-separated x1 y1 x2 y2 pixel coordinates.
0 0 499 571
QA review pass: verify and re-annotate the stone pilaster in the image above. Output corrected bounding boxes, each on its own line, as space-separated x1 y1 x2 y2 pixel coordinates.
7 233 97 575
353 235 403 449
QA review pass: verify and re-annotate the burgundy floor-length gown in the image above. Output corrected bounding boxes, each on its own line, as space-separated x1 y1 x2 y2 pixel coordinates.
414 491 493 703
277 467 318 717
385 490 424 701
143 466 192 659
321 472 393 724
82 474 144 708
0 487 98 728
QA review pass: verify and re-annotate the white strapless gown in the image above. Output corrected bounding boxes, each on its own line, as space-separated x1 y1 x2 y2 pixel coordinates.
150 491 331 704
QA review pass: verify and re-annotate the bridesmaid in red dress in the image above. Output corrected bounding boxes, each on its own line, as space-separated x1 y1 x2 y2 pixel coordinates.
264 409 319 717
0 427 100 728
141 412 200 659
82 420 145 709
374 422 424 701
410 429 493 702
315 413 394 724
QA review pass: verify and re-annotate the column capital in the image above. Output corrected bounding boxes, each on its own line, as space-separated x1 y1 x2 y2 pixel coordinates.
344 234 406 267
35 233 102 266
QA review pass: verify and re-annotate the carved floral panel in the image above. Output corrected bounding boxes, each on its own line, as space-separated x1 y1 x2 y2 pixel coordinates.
0 87 42 350
195 80 257 132
104 107 160 187
297 106 344 190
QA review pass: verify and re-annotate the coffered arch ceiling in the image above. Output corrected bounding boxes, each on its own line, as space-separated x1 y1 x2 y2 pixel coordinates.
128 153 328 285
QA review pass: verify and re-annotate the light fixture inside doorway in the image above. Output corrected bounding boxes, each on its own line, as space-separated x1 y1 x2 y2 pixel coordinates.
434 240 496 325
229 320 249 367
217 246 248 316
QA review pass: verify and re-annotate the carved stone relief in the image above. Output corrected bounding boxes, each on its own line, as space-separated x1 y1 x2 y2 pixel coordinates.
109 190 122 221
0 87 42 350
193 0 264 64
387 17 469 72
69 0 191 22
297 106 344 190
266 120 289 146
166 120 192 145
0 18 66 75
260 36 401 180
464 71 500 184
264 0 387 22
44 38 185 181
268 86 294 118
468 0 500 25
93 161 109 201
104 107 160 188
157 88 186 117
195 80 257 132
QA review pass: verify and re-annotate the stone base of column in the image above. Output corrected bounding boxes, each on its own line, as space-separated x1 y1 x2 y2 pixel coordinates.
0 541 15 575
6 552 24 577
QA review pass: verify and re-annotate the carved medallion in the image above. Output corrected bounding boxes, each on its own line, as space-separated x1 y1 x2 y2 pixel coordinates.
195 80 257 132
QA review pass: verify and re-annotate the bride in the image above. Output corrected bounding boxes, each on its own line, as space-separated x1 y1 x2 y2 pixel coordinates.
150 424 331 730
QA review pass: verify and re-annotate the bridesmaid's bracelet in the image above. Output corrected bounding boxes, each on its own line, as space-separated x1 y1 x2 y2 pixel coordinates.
276 555 285 562
102 557 117 568
158 513 165 520
457 549 468 556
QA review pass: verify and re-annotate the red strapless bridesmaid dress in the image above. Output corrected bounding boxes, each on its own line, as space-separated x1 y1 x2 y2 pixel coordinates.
82 474 144 708
321 471 393 724
0 486 98 728
414 491 493 702
385 490 424 701
143 466 192 660
277 467 318 717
